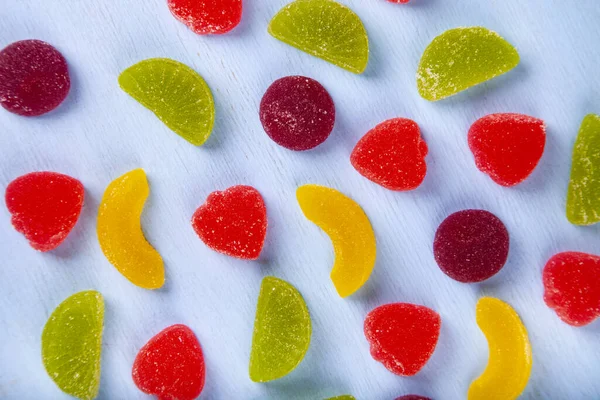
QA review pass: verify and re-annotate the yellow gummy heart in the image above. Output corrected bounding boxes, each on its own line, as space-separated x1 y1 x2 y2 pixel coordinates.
297 184 376 297
97 169 164 289
468 297 532 400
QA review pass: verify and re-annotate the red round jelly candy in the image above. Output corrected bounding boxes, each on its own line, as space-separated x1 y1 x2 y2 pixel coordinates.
192 185 267 260
0 40 70 116
434 209 509 283
543 252 600 327
364 303 441 376
5 172 84 252
396 396 431 400
132 324 205 400
388 0 410 3
260 75 335 151
351 118 428 191
468 113 546 187
168 0 243 35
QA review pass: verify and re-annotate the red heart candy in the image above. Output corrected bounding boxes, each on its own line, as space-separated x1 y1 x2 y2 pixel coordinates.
167 0 242 35
543 252 600 326
364 303 441 376
468 113 546 187
192 185 267 260
132 324 205 400
351 118 428 191
5 171 84 251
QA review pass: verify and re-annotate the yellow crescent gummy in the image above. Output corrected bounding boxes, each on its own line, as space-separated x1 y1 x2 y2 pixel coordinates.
297 184 376 297
42 291 104 400
468 297 532 400
97 169 164 289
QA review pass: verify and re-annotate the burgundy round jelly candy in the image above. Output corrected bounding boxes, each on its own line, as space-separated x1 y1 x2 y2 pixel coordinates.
0 40 70 116
260 75 335 151
433 209 509 283
396 396 431 400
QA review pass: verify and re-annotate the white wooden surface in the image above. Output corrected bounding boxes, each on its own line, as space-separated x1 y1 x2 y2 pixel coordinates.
1 0 600 399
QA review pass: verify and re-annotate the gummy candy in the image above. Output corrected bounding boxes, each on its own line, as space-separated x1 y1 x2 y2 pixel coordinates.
97 169 164 289
388 0 410 3
297 184 376 297
469 113 546 187
269 0 369 74
417 27 519 101
42 291 104 400
0 40 70 116
326 396 355 400
468 297 531 400
566 114 600 225
434 209 509 283
543 252 600 326
260 75 335 151
364 303 440 376
396 396 431 400
250 276 311 382
119 58 215 146
351 118 428 191
192 185 267 260
132 324 205 400
168 0 242 35
5 171 84 251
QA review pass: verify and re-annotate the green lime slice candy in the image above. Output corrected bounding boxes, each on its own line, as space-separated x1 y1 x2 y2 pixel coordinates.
326 396 356 400
119 58 215 146
567 114 600 225
417 27 520 101
42 291 104 400
268 0 369 74
249 276 311 382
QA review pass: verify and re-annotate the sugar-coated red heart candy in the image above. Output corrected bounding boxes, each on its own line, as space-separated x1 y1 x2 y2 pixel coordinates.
351 118 428 191
396 396 431 400
388 0 410 3
168 0 243 35
192 185 267 260
132 324 205 400
468 113 546 187
5 172 84 252
543 252 600 327
260 75 335 151
434 209 509 283
0 40 70 116
364 303 441 376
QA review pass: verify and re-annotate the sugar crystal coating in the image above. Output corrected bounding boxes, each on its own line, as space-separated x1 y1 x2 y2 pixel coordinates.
97 169 164 289
0 40 70 116
168 0 242 35
132 324 205 400
543 252 600 326
119 58 215 146
434 209 509 283
260 76 335 151
566 114 600 225
5 171 84 251
469 113 546 186
249 276 311 382
42 291 104 400
192 185 267 260
268 0 369 74
351 118 428 191
297 184 376 297
468 297 532 400
417 27 519 101
364 303 441 376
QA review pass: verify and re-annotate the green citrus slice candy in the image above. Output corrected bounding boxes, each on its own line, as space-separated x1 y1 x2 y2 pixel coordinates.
268 0 369 74
417 27 520 101
97 169 164 289
42 291 104 400
118 58 215 145
566 114 600 225
249 276 311 382
326 396 356 400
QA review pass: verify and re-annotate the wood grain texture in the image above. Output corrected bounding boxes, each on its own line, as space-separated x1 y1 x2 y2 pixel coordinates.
1 0 599 398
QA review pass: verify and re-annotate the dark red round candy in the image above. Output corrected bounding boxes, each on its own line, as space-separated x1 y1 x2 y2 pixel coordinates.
0 40 70 116
259 75 335 151
396 396 431 400
433 209 509 283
